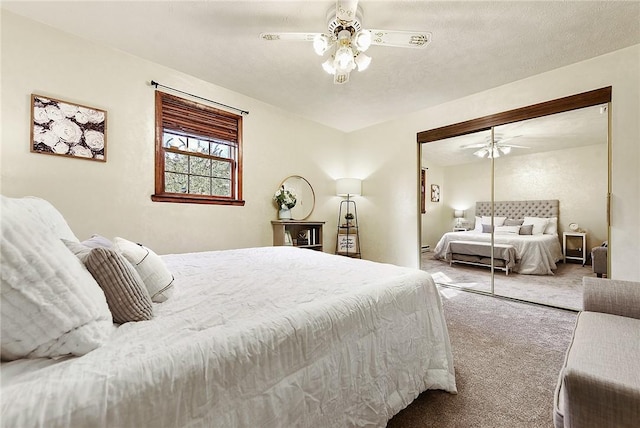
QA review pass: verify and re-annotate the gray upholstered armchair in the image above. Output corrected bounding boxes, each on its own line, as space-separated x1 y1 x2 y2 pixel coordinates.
591 241 608 278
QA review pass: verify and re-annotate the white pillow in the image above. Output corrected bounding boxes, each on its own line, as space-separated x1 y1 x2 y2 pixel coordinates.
113 237 174 303
523 216 550 235
481 216 507 227
474 216 482 232
545 217 558 235
494 225 521 235
0 196 112 360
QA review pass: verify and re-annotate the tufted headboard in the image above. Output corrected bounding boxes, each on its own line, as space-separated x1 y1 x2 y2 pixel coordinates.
476 200 559 219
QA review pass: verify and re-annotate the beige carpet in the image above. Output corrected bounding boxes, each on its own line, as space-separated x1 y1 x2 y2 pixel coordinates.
421 252 592 310
387 287 577 428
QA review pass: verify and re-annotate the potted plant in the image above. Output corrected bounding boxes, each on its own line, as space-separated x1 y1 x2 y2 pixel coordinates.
273 186 296 219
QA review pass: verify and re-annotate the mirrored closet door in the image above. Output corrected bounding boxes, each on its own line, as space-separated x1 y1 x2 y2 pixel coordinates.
418 88 611 311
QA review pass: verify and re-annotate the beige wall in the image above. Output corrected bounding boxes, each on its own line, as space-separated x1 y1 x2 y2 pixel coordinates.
1 12 345 254
2 13 638 280
421 144 608 251
349 45 640 281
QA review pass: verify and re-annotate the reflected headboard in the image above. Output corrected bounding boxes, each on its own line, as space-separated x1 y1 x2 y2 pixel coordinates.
476 200 559 219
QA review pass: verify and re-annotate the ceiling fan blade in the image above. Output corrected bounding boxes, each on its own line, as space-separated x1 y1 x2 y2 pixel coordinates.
368 29 431 48
461 143 489 149
260 32 320 42
336 0 359 24
502 144 530 148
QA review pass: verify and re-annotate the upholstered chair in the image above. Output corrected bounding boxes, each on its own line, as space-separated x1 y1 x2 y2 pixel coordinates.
591 241 608 278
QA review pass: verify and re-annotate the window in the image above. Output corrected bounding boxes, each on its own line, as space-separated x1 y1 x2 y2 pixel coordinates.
152 91 244 205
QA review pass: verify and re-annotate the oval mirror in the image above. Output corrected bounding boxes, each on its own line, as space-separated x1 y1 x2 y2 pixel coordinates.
280 175 315 220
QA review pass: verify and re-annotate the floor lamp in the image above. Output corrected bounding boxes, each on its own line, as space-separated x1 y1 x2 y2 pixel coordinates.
336 178 362 258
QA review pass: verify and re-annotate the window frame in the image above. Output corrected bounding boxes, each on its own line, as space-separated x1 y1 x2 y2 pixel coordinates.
152 91 244 206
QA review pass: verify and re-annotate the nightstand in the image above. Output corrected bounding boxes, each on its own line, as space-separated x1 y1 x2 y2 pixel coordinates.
453 227 468 232
563 232 587 266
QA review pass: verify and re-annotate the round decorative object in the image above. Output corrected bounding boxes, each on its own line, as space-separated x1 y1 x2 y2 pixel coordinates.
279 175 315 220
569 223 579 232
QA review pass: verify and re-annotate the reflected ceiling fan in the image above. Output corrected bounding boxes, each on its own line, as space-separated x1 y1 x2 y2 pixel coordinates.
461 135 528 158
259 0 431 84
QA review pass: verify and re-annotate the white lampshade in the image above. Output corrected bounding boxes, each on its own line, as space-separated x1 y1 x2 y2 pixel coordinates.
336 178 362 196
454 209 464 218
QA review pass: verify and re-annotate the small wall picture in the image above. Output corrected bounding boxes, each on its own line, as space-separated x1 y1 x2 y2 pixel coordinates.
337 233 358 254
430 184 440 202
31 94 107 162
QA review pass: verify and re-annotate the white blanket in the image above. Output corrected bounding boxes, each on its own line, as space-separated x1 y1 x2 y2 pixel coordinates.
1 247 456 428
433 231 563 275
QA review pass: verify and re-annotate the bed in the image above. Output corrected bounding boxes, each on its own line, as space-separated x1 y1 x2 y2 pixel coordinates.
433 200 563 275
0 196 457 427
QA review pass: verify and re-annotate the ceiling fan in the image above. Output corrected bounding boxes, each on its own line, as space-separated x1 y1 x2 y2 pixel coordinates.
461 135 528 158
259 0 431 84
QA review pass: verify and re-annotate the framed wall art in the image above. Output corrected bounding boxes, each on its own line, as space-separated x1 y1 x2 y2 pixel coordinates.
337 233 358 254
30 94 107 162
430 184 440 202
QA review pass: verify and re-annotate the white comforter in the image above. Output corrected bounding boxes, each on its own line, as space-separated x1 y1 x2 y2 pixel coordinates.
433 231 563 275
1 247 456 428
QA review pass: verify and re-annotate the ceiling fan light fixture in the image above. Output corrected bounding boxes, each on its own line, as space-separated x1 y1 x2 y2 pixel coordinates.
474 148 488 158
355 52 371 71
313 34 332 55
499 146 511 155
353 29 371 51
322 58 336 74
335 46 355 72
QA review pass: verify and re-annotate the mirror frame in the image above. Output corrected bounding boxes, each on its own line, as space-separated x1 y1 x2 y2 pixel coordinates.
279 175 316 220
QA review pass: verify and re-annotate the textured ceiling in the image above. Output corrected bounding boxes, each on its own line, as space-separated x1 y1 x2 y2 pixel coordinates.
2 1 639 132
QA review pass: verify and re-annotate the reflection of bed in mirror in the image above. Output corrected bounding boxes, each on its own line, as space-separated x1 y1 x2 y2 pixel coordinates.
433 200 563 275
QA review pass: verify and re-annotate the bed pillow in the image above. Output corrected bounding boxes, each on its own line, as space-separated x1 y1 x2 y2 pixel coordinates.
504 218 524 226
113 237 174 303
495 225 521 235
1 196 112 361
81 234 113 248
519 224 534 235
84 247 154 324
482 224 493 233
544 217 558 235
474 216 482 232
482 216 507 227
523 216 550 235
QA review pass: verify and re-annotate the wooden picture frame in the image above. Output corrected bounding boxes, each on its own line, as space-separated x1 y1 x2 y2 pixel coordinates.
430 184 440 202
31 94 107 162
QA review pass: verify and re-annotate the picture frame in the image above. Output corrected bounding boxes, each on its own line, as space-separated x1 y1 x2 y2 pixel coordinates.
430 184 440 202
284 230 293 246
421 168 427 213
31 94 107 162
337 233 358 254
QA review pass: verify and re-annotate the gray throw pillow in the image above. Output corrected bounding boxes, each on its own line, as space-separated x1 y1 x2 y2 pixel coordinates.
482 224 493 233
519 224 534 235
504 218 524 226
84 247 154 324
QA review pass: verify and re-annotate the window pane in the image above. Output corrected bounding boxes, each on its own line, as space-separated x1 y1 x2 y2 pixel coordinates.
212 159 231 179
189 175 211 195
163 133 186 150
165 172 188 193
211 142 231 158
165 152 188 173
189 156 211 176
212 178 231 197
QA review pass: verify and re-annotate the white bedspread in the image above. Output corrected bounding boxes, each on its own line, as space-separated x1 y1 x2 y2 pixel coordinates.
433 231 563 275
1 247 456 428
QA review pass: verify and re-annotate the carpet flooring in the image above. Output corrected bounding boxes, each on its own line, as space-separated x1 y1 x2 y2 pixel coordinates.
421 252 592 310
387 287 577 428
